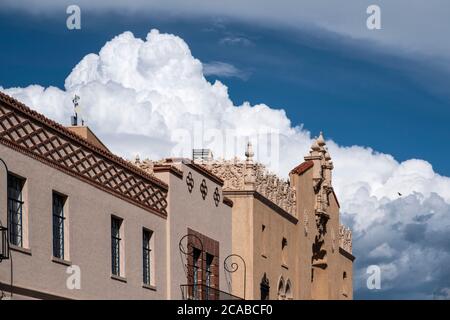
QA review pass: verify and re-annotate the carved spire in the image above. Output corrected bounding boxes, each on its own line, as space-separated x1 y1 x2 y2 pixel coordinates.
317 131 325 147
245 140 254 164
311 139 320 152
244 140 256 188
135 153 141 164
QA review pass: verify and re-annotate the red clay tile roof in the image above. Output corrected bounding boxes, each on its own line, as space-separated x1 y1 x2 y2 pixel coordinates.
0 90 168 216
290 160 314 175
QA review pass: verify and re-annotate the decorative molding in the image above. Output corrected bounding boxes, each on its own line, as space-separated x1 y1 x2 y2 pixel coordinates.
213 187 221 207
303 210 309 236
0 91 168 217
223 196 233 208
200 179 208 200
186 162 224 186
198 158 296 216
186 172 194 193
224 190 298 225
339 247 355 262
339 224 352 254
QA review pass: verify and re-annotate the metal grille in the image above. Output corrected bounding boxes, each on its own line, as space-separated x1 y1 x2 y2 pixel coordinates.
205 254 214 299
0 98 168 216
0 225 8 262
192 248 201 300
180 285 243 301
52 193 66 259
143 230 152 285
7 174 24 247
111 217 122 276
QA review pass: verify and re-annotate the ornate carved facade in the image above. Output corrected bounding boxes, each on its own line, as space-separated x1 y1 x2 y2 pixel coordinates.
339 225 353 254
194 143 297 216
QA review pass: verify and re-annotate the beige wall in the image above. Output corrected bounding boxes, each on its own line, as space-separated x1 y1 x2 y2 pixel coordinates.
0 144 167 299
252 197 299 300
225 192 300 300
225 161 354 301
154 162 232 300
226 193 254 300
291 165 354 300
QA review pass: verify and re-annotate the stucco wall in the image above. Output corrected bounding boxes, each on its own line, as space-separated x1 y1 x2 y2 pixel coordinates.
0 144 167 299
291 164 354 300
154 163 232 300
252 197 298 300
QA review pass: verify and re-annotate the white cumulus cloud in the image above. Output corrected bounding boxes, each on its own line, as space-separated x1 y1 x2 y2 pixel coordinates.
1 29 450 299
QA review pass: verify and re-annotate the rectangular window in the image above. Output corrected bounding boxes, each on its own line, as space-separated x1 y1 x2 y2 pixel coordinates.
205 253 214 300
52 192 66 259
192 248 201 299
111 217 122 276
143 229 152 285
7 174 25 247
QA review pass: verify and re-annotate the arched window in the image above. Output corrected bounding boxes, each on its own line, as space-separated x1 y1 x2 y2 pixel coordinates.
260 273 270 300
277 276 285 300
285 279 293 300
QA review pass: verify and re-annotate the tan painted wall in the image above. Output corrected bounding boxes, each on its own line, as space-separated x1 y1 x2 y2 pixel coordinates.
225 193 253 299
252 197 298 300
224 163 354 301
291 166 353 300
226 192 300 300
0 144 167 299
154 163 232 300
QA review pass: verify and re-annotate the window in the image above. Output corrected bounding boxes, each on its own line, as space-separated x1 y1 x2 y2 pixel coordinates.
285 279 293 300
277 277 285 300
52 192 66 259
143 229 152 285
205 254 214 299
192 248 201 299
260 273 270 300
281 237 288 265
111 217 122 276
261 224 267 257
7 174 25 247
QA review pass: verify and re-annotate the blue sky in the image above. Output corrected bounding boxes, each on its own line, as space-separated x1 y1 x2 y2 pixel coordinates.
1 10 449 176
1 2 450 300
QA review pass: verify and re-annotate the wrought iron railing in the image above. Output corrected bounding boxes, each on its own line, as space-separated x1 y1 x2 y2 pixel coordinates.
180 284 243 301
0 225 9 262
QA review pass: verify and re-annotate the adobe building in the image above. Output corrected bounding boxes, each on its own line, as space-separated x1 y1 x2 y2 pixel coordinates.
0 90 353 300
199 136 354 300
131 157 234 300
0 91 233 299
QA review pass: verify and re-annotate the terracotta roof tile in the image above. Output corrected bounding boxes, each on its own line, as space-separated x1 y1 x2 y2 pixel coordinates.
290 160 314 175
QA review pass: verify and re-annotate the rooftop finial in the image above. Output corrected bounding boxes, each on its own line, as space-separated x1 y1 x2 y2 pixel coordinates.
317 131 325 146
245 140 254 164
311 139 320 151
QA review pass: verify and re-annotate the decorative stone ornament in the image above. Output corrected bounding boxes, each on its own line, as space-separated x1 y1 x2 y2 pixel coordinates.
303 210 309 236
186 172 194 193
213 187 221 207
339 225 352 254
200 179 208 200
200 156 296 215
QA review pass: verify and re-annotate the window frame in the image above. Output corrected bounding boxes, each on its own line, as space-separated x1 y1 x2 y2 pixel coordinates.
142 228 153 285
52 192 67 259
111 216 123 277
7 174 25 247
